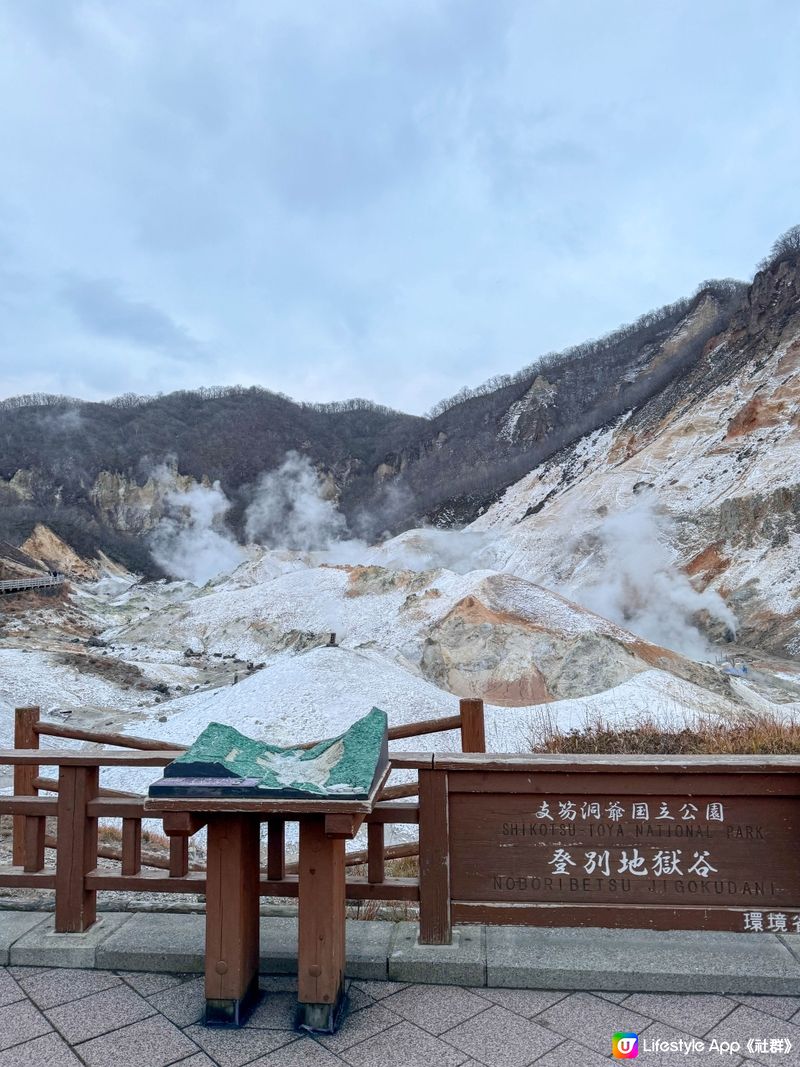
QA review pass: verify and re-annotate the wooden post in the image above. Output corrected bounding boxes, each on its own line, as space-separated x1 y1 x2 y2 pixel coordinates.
266 817 285 880
297 816 346 1031
13 706 40 867
121 818 142 876
55 765 98 932
23 815 46 873
459 698 486 753
169 835 189 877
205 815 261 1026
367 822 385 884
418 769 451 944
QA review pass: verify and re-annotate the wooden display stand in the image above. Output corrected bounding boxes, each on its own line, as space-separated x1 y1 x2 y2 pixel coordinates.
144 768 388 1030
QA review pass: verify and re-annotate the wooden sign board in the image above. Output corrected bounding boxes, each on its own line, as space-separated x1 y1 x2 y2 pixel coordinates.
442 760 800 934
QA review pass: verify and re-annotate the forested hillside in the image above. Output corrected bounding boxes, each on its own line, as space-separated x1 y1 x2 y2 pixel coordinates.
2 228 798 576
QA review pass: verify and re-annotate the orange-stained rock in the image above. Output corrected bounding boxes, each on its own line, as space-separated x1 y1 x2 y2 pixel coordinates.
685 543 731 585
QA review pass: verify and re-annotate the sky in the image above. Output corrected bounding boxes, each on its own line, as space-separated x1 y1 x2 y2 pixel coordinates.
0 1 798 415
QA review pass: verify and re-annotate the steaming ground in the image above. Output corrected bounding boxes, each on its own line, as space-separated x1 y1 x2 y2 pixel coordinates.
2 528 799 803
473 325 800 660
3 406 800 808
149 451 739 658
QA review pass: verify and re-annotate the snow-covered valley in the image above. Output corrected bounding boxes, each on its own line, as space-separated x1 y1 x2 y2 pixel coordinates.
2 521 799 806
2 253 799 805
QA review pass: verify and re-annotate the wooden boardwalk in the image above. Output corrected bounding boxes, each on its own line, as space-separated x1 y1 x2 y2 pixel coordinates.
0 574 65 596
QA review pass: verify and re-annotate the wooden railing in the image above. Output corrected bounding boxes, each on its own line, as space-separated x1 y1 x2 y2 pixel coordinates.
7 712 798 943
1 700 486 931
0 575 65 595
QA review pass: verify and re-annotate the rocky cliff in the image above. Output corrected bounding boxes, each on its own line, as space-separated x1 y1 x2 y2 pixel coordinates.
471 257 800 656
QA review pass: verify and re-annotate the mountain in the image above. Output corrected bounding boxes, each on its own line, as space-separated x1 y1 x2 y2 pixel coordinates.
0 234 798 663
0 275 761 572
471 254 800 658
3 235 800 790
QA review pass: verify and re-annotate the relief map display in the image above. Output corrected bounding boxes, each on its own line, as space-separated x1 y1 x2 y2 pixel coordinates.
148 707 388 800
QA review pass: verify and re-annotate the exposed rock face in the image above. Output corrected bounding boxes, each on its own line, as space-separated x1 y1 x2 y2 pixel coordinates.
420 595 555 704
0 470 38 501
90 469 205 534
21 524 98 579
417 574 727 704
0 541 46 579
472 260 800 656
648 292 723 372
499 376 557 445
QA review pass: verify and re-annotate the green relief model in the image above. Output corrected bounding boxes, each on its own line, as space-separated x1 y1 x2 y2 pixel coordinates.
148 707 389 800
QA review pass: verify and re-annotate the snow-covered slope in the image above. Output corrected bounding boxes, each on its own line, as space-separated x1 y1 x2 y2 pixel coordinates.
103 551 730 711
7 533 784 800
472 264 800 657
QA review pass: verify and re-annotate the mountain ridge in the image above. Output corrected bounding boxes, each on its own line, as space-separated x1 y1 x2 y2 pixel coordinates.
471 254 800 656
0 242 797 581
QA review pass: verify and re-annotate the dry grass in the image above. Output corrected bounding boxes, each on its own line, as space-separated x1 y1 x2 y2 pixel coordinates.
345 854 419 879
386 854 419 878
56 650 146 687
97 823 171 851
345 854 420 921
537 713 800 755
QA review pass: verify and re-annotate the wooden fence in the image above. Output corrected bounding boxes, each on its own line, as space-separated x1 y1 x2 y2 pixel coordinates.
0 700 486 933
0 575 65 596
3 706 799 941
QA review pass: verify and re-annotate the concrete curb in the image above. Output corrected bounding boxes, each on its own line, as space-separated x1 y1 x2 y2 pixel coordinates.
9 912 132 968
2 910 799 995
486 926 800 996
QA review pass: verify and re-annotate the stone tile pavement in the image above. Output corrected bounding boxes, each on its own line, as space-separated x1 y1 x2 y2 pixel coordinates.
2 966 800 1066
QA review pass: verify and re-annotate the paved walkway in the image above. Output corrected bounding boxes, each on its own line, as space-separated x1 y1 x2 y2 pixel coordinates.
6 912 800 996
2 965 800 1067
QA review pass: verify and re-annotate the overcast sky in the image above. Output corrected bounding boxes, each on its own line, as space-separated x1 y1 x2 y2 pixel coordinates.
0 1 798 414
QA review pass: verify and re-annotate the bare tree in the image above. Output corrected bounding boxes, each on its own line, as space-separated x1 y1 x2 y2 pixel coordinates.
758 224 800 270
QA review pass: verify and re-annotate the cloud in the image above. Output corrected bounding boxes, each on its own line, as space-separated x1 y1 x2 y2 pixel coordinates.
0 1 798 411
60 276 201 359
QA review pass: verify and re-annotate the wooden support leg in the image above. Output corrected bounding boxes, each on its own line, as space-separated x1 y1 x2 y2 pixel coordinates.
55 766 98 932
13 706 40 867
297 816 346 1033
205 815 261 1026
418 769 452 945
23 816 46 873
266 818 285 880
367 822 385 884
121 818 142 876
169 835 189 877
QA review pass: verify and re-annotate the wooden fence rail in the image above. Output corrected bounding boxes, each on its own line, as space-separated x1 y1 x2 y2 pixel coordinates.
0 575 65 595
2 699 486 931
7 706 789 942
